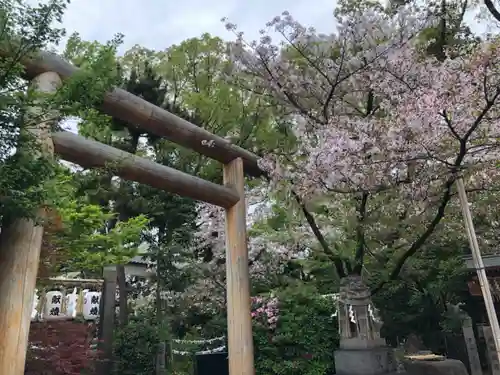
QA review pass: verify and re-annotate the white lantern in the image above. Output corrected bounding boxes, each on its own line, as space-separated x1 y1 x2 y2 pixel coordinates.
65 288 78 318
31 289 39 320
44 290 63 319
83 291 101 320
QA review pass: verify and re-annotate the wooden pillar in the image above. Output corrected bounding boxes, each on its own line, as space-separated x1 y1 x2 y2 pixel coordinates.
0 71 61 375
97 266 117 375
97 267 117 374
458 178 500 363
483 326 500 375
462 317 483 375
223 157 255 375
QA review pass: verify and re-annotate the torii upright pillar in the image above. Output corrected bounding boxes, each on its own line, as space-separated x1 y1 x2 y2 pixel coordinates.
223 157 255 375
0 71 62 375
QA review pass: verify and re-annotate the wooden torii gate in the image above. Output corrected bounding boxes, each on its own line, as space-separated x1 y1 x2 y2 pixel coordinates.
0 50 262 375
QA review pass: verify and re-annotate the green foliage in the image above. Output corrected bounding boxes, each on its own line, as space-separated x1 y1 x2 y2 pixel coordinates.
120 33 281 182
254 286 338 375
0 0 123 226
114 313 160 375
0 0 68 221
56 32 123 113
0 149 56 223
43 169 149 273
370 238 469 350
0 0 67 47
56 207 148 271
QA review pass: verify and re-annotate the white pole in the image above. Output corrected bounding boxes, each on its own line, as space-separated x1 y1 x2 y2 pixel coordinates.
456 177 500 363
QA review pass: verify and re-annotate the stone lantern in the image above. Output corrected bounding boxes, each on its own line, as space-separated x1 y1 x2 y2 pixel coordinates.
334 275 398 375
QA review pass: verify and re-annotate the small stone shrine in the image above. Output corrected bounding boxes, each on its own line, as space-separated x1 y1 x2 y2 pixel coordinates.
334 275 399 375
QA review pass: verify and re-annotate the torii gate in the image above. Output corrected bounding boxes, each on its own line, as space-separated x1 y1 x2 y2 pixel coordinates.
0 50 261 375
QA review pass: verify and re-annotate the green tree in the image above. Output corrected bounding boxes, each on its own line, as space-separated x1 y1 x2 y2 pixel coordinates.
370 236 469 350
64 35 203 375
37 167 148 278
121 33 283 180
0 0 67 221
0 0 123 224
114 312 160 375
0 0 157 331
253 286 338 375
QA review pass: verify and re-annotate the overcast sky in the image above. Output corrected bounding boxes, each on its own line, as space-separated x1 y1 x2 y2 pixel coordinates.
43 0 489 54
55 0 336 52
35 0 488 136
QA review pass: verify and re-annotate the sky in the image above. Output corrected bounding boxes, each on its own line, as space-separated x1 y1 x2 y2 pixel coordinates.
44 0 489 54
53 0 337 52
30 0 490 137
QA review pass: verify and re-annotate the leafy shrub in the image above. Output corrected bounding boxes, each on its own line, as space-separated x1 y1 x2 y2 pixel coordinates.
253 286 338 375
26 320 97 375
113 287 339 375
114 314 160 375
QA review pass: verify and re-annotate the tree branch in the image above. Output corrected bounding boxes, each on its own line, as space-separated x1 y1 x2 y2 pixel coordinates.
437 0 447 61
371 84 498 295
323 38 347 122
484 0 500 22
290 189 347 278
441 110 461 140
371 175 454 296
353 192 369 275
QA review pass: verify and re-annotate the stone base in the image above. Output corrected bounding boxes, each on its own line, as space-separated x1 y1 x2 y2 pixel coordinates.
340 337 388 350
403 359 468 375
334 346 399 375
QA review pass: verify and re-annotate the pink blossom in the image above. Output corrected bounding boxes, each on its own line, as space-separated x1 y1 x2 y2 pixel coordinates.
222 5 500 267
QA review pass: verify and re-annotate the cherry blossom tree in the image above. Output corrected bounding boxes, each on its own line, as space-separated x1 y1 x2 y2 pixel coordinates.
224 5 500 291
182 199 291 312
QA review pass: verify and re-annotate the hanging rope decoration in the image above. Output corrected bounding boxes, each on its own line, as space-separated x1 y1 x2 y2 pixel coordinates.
171 336 226 356
172 346 226 356
348 305 356 323
320 293 339 319
368 303 381 323
327 296 380 323
171 335 225 345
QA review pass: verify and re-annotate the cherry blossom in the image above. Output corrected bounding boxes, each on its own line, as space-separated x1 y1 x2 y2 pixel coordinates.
251 296 279 328
182 199 293 311
224 5 500 280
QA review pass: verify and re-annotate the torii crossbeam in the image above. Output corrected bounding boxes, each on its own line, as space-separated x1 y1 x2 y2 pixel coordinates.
0 49 259 375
